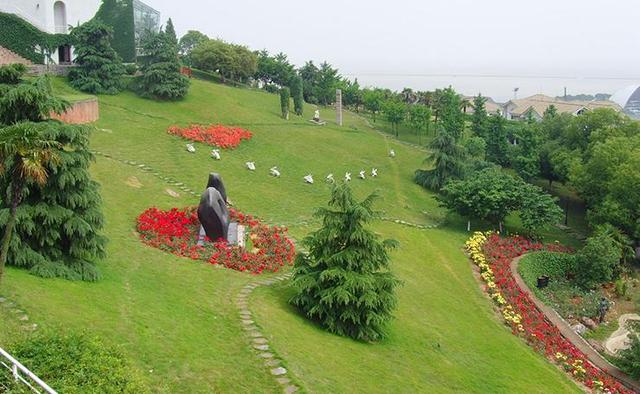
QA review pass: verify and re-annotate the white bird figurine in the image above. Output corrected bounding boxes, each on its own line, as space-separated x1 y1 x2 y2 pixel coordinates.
270 166 281 177
359 170 366 180
211 149 221 160
304 174 314 184
371 168 378 177
389 149 396 158
345 172 352 182
326 173 335 183
246 162 256 171
186 144 196 153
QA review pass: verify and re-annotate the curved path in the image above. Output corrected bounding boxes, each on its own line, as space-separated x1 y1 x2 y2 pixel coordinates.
511 255 640 392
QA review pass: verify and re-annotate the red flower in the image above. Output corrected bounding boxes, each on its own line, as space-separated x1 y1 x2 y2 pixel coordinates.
167 124 253 149
136 206 295 275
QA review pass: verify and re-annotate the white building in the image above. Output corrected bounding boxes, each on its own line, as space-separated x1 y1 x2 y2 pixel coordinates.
0 0 100 63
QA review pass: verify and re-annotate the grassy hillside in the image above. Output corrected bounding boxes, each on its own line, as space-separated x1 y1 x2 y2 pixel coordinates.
0 78 579 392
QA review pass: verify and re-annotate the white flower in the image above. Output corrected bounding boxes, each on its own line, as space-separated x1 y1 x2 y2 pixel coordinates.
304 174 314 184
270 167 281 177
246 162 256 171
345 172 352 182
371 168 378 177
186 144 196 153
211 149 221 160
359 170 366 180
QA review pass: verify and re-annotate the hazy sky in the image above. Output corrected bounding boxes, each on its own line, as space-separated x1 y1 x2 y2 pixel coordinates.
144 0 640 101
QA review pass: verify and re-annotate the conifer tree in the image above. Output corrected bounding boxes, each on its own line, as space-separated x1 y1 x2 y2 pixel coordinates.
280 87 290 120
134 28 189 101
0 64 106 281
415 125 466 191
165 18 178 46
485 112 510 166
471 94 488 138
68 20 125 95
290 183 400 341
291 76 304 116
0 122 107 281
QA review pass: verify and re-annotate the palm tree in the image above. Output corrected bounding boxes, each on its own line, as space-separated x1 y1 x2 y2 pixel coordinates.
0 122 60 283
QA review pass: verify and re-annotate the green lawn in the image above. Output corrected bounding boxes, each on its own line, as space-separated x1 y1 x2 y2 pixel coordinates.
0 78 580 392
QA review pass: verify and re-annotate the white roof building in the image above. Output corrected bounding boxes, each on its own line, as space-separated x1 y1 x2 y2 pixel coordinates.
611 85 640 119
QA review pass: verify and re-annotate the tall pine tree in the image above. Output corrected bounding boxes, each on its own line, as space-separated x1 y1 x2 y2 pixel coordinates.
68 20 125 95
0 65 106 281
415 125 466 191
291 75 304 116
485 112 510 166
290 183 400 341
471 94 488 138
134 26 189 101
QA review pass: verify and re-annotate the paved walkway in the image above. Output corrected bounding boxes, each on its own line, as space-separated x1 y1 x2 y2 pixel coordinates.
511 255 640 392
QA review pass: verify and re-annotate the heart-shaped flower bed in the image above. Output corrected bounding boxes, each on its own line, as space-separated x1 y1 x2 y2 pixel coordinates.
136 207 295 274
167 124 253 149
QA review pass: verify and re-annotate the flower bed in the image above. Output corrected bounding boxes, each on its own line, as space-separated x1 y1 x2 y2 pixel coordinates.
466 232 630 393
167 124 253 149
137 207 295 274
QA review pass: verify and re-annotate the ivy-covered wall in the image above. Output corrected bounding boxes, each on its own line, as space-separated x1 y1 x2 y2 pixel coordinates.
93 0 136 63
0 12 70 64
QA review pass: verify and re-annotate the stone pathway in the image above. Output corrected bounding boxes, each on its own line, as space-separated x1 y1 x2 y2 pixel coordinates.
605 314 640 356
235 273 300 393
0 296 38 332
511 255 640 392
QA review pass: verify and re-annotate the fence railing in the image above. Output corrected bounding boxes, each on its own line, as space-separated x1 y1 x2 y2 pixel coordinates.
0 347 57 394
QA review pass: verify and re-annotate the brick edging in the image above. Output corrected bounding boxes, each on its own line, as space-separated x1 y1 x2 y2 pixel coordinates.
511 255 640 392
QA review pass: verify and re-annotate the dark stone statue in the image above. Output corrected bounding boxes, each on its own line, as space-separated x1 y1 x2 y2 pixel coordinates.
206 173 227 203
197 173 230 242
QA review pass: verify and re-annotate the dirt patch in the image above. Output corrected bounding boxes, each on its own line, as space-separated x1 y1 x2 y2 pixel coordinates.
126 176 143 188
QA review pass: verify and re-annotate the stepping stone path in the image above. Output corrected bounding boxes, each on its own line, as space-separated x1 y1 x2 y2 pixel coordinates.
0 295 37 332
235 272 299 393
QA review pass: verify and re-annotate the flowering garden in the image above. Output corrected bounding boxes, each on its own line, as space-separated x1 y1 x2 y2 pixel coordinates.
167 124 253 149
136 207 295 274
466 232 631 393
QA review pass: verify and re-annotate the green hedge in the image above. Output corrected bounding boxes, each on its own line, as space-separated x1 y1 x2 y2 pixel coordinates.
93 0 135 62
0 12 70 64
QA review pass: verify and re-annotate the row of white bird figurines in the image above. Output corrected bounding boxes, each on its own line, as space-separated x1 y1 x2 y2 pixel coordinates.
249 163 378 184
185 144 397 161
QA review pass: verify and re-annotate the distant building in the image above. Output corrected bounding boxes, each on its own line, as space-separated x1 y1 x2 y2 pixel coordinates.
0 0 100 63
0 0 160 64
502 94 621 121
464 96 504 117
610 85 640 119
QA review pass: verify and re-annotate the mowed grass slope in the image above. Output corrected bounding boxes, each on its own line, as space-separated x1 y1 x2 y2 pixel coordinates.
0 78 578 392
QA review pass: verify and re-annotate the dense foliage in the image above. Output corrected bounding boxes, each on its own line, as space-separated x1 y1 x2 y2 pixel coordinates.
415 126 466 191
178 30 209 66
0 12 70 64
134 26 190 100
382 100 406 137
192 39 258 83
618 336 640 379
68 20 125 94
574 232 621 289
93 0 136 62
439 167 563 234
0 332 148 393
255 50 295 87
290 184 400 341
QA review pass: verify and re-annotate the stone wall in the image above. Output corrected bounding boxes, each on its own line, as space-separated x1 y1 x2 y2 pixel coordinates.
51 98 99 124
28 64 77 76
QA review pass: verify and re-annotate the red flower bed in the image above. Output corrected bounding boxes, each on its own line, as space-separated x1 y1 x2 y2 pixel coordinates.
167 124 253 149
467 233 631 393
137 207 295 274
